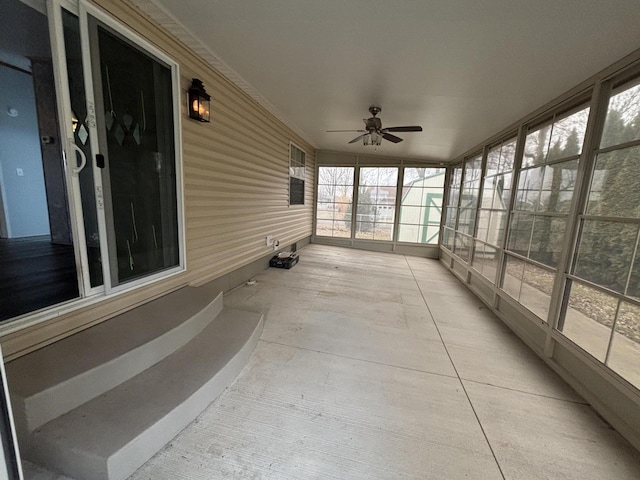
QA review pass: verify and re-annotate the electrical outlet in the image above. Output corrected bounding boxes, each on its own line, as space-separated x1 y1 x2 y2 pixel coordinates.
16 168 24 177
266 236 273 246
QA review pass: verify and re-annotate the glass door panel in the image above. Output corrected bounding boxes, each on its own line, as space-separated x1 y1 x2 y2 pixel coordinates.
61 8 103 288
88 17 179 287
0 0 81 321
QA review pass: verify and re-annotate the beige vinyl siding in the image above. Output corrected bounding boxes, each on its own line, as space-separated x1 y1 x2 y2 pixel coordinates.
0 0 314 360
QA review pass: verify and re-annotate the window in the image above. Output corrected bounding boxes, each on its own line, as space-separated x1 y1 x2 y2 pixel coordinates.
454 154 482 262
398 168 445 244
316 167 354 238
289 143 306 205
559 78 640 388
315 164 445 244
355 167 398 241
442 165 462 251
503 105 589 321
472 138 516 282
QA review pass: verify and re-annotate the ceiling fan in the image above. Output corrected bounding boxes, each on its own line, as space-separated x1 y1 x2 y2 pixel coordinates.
327 106 423 145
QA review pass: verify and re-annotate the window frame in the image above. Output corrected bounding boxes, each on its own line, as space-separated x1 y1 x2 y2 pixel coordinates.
0 0 186 332
289 142 306 206
397 166 446 245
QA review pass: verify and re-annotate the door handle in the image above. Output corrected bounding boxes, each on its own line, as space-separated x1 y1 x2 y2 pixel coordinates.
70 141 87 176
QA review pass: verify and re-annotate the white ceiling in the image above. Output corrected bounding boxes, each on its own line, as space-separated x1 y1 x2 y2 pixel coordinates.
144 0 640 162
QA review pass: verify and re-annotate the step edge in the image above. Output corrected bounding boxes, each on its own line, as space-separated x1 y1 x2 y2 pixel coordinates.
34 312 263 480
109 313 263 480
29 307 260 445
21 291 224 432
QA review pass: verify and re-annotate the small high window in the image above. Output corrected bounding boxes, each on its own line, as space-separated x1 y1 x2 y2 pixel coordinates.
289 143 306 205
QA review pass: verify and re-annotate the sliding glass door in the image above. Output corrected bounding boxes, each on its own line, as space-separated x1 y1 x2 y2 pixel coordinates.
0 0 183 322
58 7 103 290
59 0 184 294
0 0 80 321
86 12 180 288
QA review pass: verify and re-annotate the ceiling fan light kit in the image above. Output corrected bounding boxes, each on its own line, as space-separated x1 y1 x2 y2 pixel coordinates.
363 132 382 146
327 106 423 146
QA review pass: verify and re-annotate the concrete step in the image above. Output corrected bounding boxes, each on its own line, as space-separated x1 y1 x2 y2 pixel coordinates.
25 306 263 480
7 285 223 435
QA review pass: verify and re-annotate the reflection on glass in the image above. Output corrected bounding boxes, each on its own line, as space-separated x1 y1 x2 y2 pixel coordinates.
355 167 397 240
520 261 553 320
560 280 618 362
502 254 525 300
523 124 551 167
547 106 590 161
360 167 397 186
318 167 354 186
477 143 513 268
529 216 566 268
481 177 496 209
404 167 442 184
452 167 462 185
499 173 513 205
456 208 475 236
515 167 543 211
586 147 640 218
316 206 334 221
507 212 533 256
573 220 636 293
475 210 490 243
454 233 471 262
499 139 517 172
373 223 393 241
601 81 640 149
63 10 103 287
607 301 640 389
472 241 484 269
489 210 508 247
482 244 499 283
515 169 537 211
445 206 457 228
97 24 179 285
316 167 354 238
627 245 640 300
486 146 501 175
315 219 333 237
538 160 578 214
461 186 480 210
464 155 483 184
473 241 499 283
442 228 454 250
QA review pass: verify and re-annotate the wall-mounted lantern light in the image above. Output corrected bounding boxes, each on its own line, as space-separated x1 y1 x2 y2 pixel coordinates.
188 78 211 123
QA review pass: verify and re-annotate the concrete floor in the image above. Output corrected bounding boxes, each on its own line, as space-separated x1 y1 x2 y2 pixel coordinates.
25 244 640 479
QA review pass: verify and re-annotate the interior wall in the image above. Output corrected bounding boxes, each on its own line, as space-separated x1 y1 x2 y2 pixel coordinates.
0 65 50 238
0 0 315 359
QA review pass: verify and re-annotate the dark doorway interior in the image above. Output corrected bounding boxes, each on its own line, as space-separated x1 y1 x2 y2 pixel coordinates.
0 0 79 322
0 236 77 321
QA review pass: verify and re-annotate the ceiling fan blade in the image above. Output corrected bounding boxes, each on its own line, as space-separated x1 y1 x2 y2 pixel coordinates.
327 129 366 132
382 133 403 143
348 134 367 144
383 126 423 133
